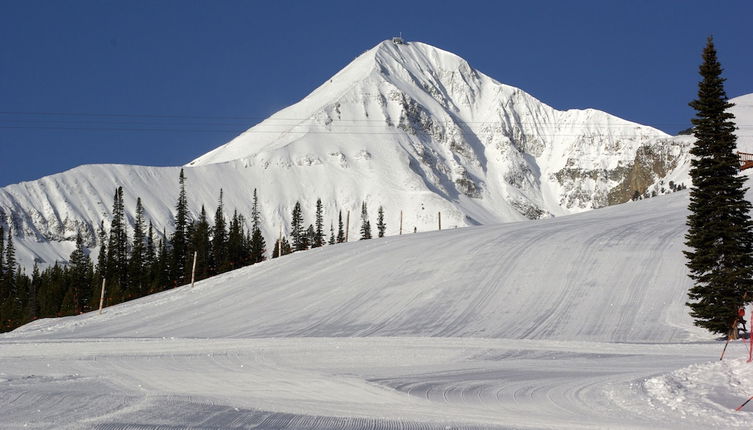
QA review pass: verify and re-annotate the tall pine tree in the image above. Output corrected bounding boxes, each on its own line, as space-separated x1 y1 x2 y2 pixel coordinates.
211 189 228 274
290 201 306 251
313 198 325 248
377 205 386 238
129 197 147 296
360 202 372 240
170 168 190 284
337 211 345 243
684 36 753 335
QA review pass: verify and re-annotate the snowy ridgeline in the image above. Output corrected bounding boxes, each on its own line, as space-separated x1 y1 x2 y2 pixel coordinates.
1 40 725 271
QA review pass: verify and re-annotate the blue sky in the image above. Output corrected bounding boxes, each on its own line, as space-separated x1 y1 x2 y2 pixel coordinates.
1 1 751 186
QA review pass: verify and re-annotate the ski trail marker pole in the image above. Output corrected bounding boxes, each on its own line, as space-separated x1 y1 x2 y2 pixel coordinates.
736 395 753 411
749 308 753 362
721 338 731 361
98 278 106 315
190 251 197 288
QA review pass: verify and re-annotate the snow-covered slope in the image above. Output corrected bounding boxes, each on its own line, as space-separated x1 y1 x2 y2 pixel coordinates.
5 190 753 429
731 93 753 152
7 180 753 430
6 189 703 343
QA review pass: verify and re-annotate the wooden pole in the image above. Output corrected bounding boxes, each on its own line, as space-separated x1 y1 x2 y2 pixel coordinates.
98 278 106 315
190 251 197 288
277 224 282 257
345 210 350 242
438 211 442 231
399 210 403 235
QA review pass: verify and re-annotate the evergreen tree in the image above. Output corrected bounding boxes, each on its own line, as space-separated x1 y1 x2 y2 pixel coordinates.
26 263 40 321
329 222 335 245
155 230 170 291
249 227 267 264
248 188 266 264
360 202 372 240
5 226 16 292
290 201 306 251
272 237 292 258
304 224 315 249
313 198 325 248
96 221 107 275
129 197 147 296
190 206 212 280
106 187 128 295
145 221 156 270
68 231 93 312
377 205 386 238
251 188 261 232
170 168 190 284
1 227 18 321
337 211 345 243
211 189 228 274
684 36 753 335
0 225 4 281
227 210 247 269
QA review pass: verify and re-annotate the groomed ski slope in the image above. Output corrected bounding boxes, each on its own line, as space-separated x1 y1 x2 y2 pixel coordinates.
2 190 753 429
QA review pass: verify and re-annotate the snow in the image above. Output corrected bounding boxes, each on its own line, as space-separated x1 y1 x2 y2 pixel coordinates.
2 40 753 428
731 93 753 152
4 189 753 428
0 40 699 272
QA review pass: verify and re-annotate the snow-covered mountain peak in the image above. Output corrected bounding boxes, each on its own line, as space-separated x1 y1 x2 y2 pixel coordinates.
1 40 698 271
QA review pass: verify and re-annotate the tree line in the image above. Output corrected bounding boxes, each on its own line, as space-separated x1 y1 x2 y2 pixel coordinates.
0 169 387 333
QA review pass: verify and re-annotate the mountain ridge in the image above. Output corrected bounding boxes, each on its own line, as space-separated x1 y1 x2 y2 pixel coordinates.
0 39 723 270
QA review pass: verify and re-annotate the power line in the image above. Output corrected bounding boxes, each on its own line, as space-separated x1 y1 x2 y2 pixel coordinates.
0 110 717 127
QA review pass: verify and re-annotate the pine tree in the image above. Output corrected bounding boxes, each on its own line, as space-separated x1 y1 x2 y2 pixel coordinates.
684 36 753 335
313 198 325 248
250 227 267 264
96 221 107 275
0 225 5 282
377 206 386 238
211 189 228 274
360 202 372 240
304 224 315 249
155 230 170 291
129 197 147 296
4 227 17 304
251 188 261 232
290 201 306 251
227 210 246 269
272 237 292 258
145 221 156 270
337 211 345 243
68 231 93 312
106 187 128 295
329 222 335 245
191 206 211 280
26 263 40 321
171 168 190 284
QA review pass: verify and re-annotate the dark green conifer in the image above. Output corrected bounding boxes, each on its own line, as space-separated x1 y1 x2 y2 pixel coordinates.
360 202 372 240
313 198 325 248
272 237 292 258
170 168 190 284
211 189 228 274
337 211 345 243
290 201 306 251
684 36 753 335
191 206 211 280
377 206 386 238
